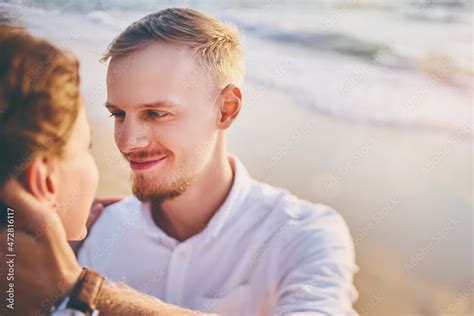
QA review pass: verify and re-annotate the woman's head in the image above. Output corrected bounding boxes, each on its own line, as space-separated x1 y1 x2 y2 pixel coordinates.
0 26 98 240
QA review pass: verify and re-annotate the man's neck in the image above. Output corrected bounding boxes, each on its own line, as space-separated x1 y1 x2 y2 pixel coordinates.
151 145 234 242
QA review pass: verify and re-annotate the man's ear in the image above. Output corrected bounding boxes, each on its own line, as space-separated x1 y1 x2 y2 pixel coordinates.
217 84 242 129
23 155 58 205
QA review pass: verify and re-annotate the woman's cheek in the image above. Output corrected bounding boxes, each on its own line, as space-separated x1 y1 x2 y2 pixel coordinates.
67 154 98 240
78 225 88 240
80 154 99 221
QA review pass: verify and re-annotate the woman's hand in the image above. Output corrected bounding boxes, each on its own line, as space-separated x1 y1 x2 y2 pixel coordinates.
0 179 83 315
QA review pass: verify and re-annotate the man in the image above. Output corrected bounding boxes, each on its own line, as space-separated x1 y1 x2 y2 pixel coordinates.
78 7 358 315
3 7 358 315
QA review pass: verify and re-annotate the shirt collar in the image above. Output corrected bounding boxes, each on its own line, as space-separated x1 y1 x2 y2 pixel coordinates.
140 154 252 245
203 154 252 241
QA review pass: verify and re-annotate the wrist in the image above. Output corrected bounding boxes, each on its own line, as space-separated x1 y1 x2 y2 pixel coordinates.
64 264 84 299
40 265 83 313
66 268 105 314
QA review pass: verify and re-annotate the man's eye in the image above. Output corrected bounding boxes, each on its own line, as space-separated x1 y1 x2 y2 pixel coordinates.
109 111 125 118
148 111 168 119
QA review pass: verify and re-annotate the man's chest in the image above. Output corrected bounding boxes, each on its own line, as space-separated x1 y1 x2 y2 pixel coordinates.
85 234 280 314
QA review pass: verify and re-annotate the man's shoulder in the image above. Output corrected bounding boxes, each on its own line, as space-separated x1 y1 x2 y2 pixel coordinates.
251 179 346 224
253 183 357 279
107 196 142 209
98 196 142 222
250 185 359 314
77 196 144 266
81 196 143 244
280 192 349 233
250 180 353 249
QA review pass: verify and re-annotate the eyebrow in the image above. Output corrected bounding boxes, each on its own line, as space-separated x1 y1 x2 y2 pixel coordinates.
105 100 182 110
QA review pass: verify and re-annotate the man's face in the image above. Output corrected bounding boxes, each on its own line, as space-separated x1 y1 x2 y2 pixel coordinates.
106 43 220 201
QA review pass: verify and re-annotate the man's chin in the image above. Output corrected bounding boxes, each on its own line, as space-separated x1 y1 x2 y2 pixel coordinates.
132 182 181 202
132 181 193 202
134 188 184 202
131 171 197 202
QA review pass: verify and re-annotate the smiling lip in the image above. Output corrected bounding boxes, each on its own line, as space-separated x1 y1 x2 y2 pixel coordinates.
129 156 167 171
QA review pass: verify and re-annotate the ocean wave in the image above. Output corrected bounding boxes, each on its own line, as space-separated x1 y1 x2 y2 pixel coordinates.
85 10 129 31
243 37 472 137
225 16 412 70
1 1 471 136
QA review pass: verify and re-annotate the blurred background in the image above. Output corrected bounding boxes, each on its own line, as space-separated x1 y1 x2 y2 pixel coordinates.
1 0 472 314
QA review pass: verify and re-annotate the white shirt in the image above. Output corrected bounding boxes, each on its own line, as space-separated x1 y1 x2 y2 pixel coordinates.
78 155 358 315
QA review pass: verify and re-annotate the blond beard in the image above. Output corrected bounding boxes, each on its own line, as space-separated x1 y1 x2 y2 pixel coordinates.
131 172 195 202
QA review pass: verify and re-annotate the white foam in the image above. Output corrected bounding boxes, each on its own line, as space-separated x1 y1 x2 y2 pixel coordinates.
3 1 471 135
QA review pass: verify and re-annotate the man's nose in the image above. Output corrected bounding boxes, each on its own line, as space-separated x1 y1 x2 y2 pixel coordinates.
116 117 151 152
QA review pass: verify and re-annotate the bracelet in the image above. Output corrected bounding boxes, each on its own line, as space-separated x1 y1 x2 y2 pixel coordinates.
66 268 105 315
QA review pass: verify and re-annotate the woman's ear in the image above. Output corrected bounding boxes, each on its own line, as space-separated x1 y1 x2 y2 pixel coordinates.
23 155 58 206
217 84 242 129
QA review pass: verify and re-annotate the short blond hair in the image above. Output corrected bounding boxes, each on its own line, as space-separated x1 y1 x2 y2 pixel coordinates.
102 8 245 87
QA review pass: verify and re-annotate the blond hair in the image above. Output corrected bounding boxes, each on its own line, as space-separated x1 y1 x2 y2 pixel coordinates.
102 8 245 87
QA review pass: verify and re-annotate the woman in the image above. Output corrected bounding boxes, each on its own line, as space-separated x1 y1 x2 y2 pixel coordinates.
0 23 101 316
0 25 98 240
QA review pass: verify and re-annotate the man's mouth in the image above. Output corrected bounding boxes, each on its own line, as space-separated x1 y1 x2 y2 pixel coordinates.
129 155 168 171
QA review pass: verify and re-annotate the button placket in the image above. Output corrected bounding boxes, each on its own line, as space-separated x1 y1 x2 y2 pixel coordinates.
165 244 191 305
